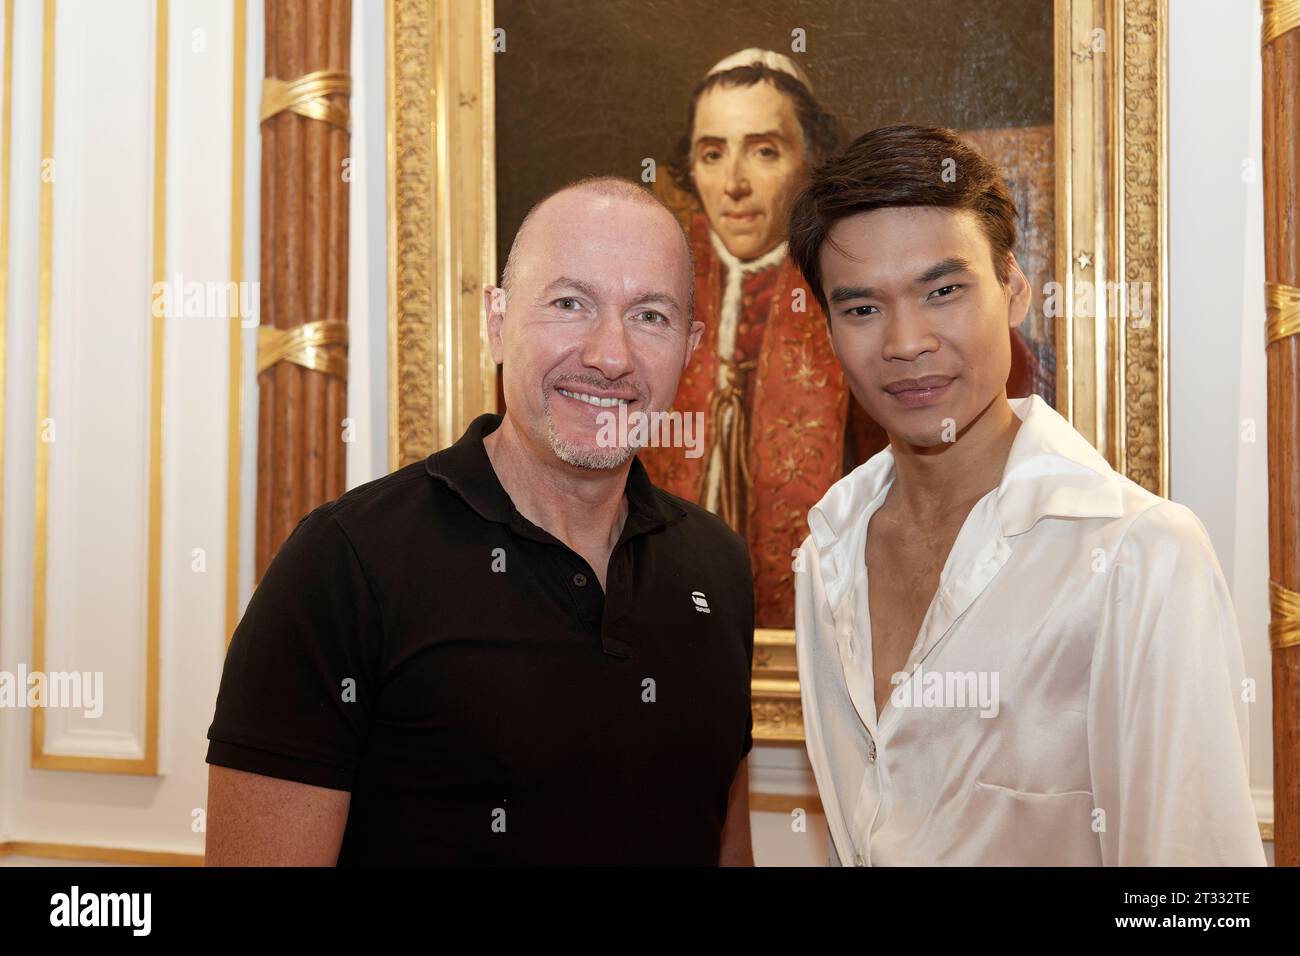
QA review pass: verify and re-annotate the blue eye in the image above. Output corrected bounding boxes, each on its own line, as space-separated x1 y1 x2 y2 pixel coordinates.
554 297 582 311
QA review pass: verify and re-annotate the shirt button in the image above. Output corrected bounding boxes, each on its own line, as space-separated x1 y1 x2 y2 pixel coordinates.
867 740 877 763
572 572 587 588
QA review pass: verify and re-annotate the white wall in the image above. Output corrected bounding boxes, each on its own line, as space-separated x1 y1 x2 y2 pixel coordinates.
1168 0 1273 853
1 0 236 859
0 0 388 865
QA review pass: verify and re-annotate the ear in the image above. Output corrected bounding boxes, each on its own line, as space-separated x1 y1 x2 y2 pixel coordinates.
1004 254 1031 329
684 319 705 369
485 284 507 364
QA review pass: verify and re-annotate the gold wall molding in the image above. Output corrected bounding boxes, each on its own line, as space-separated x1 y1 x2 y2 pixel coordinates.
31 0 165 774
750 792 824 815
0 841 203 866
0 0 13 674
225 0 246 645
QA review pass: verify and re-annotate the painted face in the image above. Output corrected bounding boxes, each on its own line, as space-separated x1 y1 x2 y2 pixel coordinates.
690 81 807 261
818 206 1029 448
487 190 703 470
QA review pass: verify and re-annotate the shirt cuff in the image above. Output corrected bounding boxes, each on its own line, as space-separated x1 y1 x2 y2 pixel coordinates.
206 737 355 792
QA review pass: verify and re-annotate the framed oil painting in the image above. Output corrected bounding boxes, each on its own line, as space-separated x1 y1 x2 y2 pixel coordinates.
388 0 1168 740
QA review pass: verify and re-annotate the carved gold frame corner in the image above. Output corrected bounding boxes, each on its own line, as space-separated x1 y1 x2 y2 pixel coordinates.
388 0 1169 742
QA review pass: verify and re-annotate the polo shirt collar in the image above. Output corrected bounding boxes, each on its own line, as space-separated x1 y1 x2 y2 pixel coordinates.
425 413 684 540
807 395 1125 608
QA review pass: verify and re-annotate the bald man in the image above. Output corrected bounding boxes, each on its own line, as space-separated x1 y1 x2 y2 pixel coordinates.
204 177 756 866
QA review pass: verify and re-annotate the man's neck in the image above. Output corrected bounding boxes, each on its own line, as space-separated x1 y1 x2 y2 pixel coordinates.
885 394 1022 524
483 415 630 562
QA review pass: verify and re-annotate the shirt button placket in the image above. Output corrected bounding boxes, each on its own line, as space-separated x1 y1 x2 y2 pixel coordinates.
859 737 880 867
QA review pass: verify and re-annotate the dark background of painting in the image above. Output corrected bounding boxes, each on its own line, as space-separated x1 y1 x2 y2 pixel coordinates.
493 0 1058 387
494 0 1054 248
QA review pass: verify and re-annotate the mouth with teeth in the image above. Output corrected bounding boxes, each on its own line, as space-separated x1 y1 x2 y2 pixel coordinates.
555 387 633 408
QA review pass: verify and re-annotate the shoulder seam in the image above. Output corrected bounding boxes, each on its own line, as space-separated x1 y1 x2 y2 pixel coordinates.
319 461 430 517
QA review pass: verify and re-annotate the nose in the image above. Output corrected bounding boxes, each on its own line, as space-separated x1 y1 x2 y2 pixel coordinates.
723 155 751 201
579 309 635 381
881 302 940 363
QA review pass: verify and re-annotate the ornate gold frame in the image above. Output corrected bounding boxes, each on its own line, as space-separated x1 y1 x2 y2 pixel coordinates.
387 0 497 469
387 0 1169 741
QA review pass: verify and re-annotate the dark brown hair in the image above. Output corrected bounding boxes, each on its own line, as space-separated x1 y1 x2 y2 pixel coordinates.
667 65 842 199
787 124 1018 315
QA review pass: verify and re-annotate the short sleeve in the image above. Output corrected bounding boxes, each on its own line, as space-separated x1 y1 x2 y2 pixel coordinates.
206 508 381 792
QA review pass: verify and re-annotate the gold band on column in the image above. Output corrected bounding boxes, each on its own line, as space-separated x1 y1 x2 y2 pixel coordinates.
1271 580 1300 650
260 69 351 131
257 320 349 379
1266 282 1300 346
1263 0 1300 46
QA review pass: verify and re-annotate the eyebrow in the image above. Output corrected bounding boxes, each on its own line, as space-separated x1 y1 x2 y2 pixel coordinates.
916 256 973 285
692 130 791 149
828 257 975 303
541 277 682 315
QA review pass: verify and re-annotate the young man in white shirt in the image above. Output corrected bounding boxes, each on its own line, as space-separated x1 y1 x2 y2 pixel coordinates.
786 124 1265 866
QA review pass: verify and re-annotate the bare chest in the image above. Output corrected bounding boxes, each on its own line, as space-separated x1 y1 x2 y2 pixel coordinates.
865 512 965 718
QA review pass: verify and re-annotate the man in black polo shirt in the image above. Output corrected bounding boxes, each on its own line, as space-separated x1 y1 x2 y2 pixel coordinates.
205 177 755 865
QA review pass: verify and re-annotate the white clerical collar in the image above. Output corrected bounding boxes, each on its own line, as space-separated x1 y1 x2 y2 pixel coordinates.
707 229 788 372
708 229 788 277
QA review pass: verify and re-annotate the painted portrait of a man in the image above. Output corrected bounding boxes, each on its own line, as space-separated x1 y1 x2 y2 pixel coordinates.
641 50 847 628
642 48 1048 628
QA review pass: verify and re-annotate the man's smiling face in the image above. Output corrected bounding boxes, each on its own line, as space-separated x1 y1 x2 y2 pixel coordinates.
819 205 1030 449
488 188 702 470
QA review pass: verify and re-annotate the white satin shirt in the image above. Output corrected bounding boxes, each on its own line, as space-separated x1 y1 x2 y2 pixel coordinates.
795 395 1265 866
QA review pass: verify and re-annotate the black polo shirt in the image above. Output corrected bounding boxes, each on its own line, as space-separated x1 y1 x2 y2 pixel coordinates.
206 413 754 865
